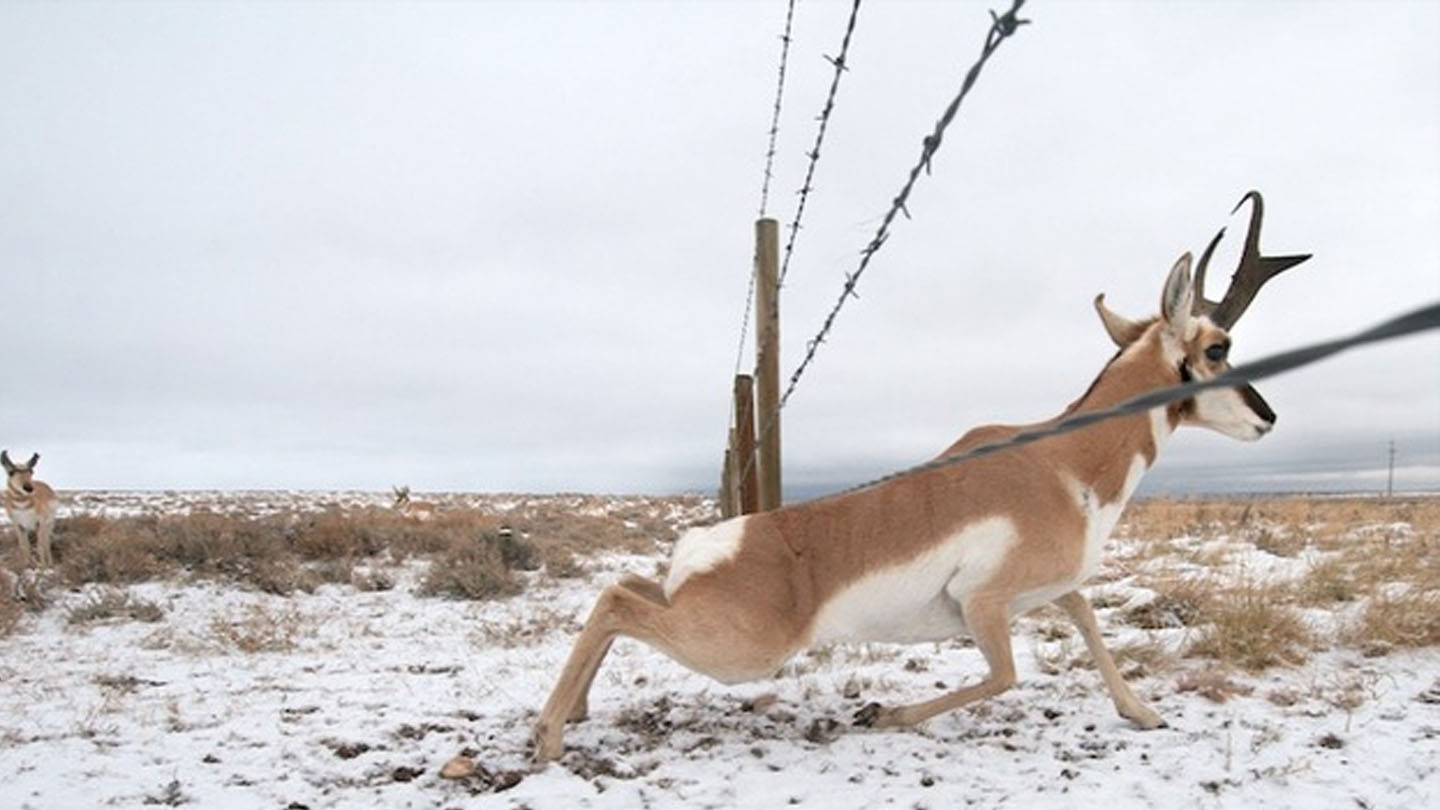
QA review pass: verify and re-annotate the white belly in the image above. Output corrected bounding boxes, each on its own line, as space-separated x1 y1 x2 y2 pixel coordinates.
807 516 1017 646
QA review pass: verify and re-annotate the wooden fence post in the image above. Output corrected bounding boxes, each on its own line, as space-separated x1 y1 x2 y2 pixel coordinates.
755 218 782 511
719 443 737 519
732 374 759 515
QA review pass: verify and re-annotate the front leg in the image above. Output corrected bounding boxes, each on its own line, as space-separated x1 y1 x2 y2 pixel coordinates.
855 595 1016 728
1053 591 1164 729
37 520 54 567
13 526 30 568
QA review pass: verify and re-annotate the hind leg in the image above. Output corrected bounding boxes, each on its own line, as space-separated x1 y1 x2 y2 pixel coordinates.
533 578 785 762
567 575 669 722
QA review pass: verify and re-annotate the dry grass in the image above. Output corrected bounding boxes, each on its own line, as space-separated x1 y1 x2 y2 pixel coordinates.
1114 495 1440 669
1292 557 1360 606
0 586 21 638
209 603 302 653
1184 578 1314 671
1122 576 1214 629
1175 668 1255 703
1340 589 1440 655
28 496 699 601
66 587 165 626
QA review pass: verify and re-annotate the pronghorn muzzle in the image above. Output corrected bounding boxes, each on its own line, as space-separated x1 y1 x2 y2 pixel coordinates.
1240 384 1276 429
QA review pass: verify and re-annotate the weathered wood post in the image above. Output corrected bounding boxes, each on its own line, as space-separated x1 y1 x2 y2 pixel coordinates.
731 374 759 515
754 218 782 511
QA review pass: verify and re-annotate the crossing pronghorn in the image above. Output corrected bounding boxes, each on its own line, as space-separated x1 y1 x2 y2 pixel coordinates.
392 486 437 520
3 451 59 568
532 192 1309 762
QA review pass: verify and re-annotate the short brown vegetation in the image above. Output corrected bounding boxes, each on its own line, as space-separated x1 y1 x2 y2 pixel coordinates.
1184 579 1314 671
27 495 705 603
0 587 21 638
66 587 165 626
1116 496 1439 671
1341 588 1440 654
1122 576 1213 629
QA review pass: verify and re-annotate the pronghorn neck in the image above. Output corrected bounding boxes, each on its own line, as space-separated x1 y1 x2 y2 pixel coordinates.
1051 327 1179 508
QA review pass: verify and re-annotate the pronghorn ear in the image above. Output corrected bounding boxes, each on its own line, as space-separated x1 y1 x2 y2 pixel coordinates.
27 453 39 469
0 451 12 473
1093 294 1146 347
1161 253 1195 335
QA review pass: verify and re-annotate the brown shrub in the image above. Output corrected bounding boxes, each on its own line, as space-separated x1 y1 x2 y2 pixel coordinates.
58 519 169 584
538 543 584 579
417 532 526 601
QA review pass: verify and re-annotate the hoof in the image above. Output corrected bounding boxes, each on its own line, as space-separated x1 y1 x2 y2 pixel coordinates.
1125 708 1167 730
531 724 564 764
853 702 883 728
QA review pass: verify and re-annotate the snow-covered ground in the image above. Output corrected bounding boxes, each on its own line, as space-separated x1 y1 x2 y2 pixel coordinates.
1 493 1436 809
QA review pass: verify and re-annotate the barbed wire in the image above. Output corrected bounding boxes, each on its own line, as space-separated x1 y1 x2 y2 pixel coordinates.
734 0 1030 492
758 0 799 220
777 0 864 291
734 0 800 381
779 0 1029 412
836 300 1440 496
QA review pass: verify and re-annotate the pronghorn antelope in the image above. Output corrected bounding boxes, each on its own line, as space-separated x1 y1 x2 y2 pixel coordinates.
3 451 59 568
532 192 1309 762
392 485 438 520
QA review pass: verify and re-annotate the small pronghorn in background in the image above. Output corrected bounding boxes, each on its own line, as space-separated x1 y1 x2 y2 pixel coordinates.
392 486 438 520
533 192 1309 762
3 451 59 568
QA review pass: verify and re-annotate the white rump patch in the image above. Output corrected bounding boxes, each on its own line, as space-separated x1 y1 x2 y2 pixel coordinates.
807 516 1017 646
663 516 747 599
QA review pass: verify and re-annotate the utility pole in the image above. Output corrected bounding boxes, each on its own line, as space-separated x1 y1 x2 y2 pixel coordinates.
1386 438 1396 499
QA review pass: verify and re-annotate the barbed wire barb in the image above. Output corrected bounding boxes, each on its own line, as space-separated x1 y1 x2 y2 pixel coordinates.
776 0 865 291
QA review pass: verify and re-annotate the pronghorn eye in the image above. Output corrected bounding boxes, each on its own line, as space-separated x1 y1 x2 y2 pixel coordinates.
1205 343 1228 362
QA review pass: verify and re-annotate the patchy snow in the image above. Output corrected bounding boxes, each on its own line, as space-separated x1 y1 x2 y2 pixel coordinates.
1 494 1437 809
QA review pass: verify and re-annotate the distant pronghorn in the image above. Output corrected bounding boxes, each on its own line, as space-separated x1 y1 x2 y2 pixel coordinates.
392 486 437 520
3 451 58 568
532 192 1309 762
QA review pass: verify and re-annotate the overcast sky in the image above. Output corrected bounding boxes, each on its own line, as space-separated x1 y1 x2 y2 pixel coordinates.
2 0 1437 497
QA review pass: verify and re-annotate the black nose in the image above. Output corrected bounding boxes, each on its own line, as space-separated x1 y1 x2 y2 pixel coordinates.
1240 384 1276 425
22 483 34 493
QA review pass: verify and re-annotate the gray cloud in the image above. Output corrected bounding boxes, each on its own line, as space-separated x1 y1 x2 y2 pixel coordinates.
2 1 1436 496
